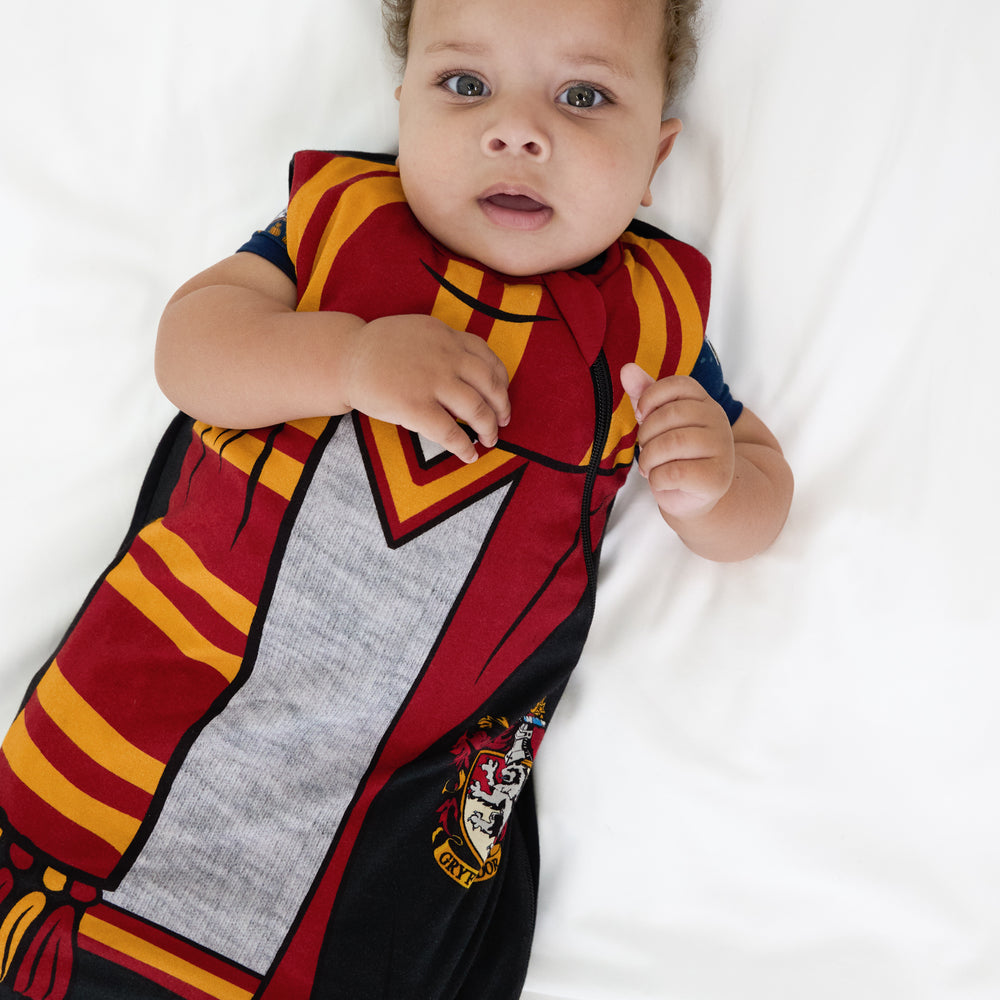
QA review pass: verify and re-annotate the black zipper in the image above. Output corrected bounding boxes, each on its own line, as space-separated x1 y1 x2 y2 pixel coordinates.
581 351 614 588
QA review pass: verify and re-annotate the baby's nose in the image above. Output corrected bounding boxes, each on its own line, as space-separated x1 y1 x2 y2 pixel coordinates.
484 134 545 156
481 104 550 159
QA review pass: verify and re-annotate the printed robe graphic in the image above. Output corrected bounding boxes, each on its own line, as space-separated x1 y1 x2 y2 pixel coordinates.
0 152 709 999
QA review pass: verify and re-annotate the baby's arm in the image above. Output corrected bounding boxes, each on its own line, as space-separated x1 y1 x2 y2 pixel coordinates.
155 252 510 464
621 364 793 562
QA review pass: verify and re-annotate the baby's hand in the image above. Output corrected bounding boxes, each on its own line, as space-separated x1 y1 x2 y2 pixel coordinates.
343 314 511 464
621 363 735 522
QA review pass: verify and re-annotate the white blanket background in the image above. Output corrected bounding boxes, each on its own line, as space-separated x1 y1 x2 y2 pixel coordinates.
2 3 998 998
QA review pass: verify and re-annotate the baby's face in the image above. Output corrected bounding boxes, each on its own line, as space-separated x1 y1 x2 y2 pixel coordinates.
395 0 679 276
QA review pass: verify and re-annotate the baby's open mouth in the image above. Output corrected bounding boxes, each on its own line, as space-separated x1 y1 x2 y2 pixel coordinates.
479 189 553 230
484 193 548 213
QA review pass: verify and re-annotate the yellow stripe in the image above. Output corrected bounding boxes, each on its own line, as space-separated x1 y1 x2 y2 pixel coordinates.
140 521 255 635
297 174 407 313
604 403 635 461
0 716 141 853
285 156 380 262
431 260 481 332
611 443 636 467
78 914 254 1000
287 415 330 440
368 420 515 523
193 425 305 502
486 283 544 380
426 262 543 380
622 254 669 376
621 233 704 375
0 892 46 980
35 663 164 795
106 555 242 683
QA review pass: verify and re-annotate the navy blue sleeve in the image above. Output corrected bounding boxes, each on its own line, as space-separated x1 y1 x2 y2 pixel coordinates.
237 211 296 284
689 339 743 425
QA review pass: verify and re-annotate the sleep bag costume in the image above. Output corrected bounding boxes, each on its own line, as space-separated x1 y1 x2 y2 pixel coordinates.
0 152 739 1000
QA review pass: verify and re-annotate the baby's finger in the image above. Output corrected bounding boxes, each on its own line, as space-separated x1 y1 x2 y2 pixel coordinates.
461 339 512 428
647 456 732 512
635 427 712 478
441 378 507 450
633 397 716 451
415 406 482 464
632 373 709 423
620 363 655 421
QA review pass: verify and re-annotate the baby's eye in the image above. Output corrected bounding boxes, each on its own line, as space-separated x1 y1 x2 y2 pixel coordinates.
558 85 607 109
443 73 490 98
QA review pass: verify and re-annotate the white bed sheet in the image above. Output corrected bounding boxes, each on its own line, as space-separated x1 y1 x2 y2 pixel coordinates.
2 2 998 998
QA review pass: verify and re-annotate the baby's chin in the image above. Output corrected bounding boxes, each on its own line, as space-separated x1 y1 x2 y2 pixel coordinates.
442 237 603 278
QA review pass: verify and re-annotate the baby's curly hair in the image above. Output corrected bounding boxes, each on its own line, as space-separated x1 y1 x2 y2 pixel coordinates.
382 0 703 109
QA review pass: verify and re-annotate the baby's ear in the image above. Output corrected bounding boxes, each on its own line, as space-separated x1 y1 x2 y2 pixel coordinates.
641 118 683 207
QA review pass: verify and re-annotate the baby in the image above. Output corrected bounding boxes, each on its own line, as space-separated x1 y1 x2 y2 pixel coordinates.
0 1 791 998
